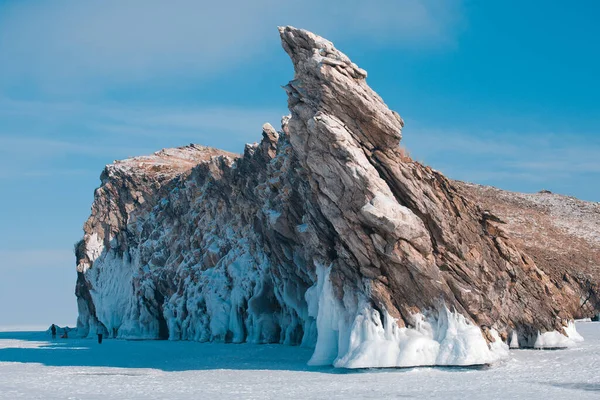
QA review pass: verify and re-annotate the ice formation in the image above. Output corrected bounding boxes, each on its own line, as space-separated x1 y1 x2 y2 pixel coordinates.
307 265 508 368
533 321 585 349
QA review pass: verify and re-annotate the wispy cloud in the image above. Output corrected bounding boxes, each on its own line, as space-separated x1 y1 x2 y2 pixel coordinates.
0 136 120 158
0 249 74 270
0 97 284 144
0 97 284 134
404 127 600 198
0 97 284 179
0 0 462 94
506 161 600 174
0 168 95 180
99 107 286 140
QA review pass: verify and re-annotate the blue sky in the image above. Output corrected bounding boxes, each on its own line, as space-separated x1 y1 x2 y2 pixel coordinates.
0 0 599 328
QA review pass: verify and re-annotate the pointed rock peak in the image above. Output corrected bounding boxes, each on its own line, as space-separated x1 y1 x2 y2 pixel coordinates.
260 122 279 159
278 26 403 151
278 26 367 80
262 122 279 142
75 24 598 370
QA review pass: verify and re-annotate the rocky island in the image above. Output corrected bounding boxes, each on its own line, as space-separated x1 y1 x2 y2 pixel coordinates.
74 27 600 368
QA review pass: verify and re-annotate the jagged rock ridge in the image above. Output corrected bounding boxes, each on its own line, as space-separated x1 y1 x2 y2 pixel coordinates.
75 27 598 368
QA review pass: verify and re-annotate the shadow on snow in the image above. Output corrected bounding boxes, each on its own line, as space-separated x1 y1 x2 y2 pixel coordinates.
0 331 487 374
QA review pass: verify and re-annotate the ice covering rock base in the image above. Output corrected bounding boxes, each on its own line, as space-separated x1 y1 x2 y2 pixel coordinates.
307 265 508 368
75 27 595 368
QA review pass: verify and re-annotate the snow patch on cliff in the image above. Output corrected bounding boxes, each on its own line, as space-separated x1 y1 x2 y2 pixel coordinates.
85 233 104 263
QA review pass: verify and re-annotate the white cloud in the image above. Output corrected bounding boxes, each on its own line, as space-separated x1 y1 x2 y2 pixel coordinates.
104 106 286 139
0 0 462 94
0 96 284 144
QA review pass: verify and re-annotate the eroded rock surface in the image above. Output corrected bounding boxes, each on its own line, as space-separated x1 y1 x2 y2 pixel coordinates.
457 183 600 321
75 27 598 367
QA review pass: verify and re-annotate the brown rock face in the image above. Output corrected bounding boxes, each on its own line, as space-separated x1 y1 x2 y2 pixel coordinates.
75 27 599 367
457 183 600 320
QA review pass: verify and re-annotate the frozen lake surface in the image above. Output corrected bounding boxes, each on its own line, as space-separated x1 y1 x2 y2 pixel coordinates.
1 322 599 399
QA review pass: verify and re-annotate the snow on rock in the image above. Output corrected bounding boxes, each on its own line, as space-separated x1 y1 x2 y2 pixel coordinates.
74 27 594 368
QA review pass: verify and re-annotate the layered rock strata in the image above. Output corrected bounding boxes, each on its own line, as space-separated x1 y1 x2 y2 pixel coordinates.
75 27 597 368
457 183 600 322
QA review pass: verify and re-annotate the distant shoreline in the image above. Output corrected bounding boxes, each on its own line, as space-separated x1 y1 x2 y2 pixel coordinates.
0 325 72 333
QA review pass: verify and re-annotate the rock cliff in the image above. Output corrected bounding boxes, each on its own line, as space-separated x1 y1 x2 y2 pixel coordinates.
457 183 600 321
75 27 599 368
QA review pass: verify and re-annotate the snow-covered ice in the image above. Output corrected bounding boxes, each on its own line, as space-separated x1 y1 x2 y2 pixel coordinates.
1 322 599 399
